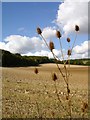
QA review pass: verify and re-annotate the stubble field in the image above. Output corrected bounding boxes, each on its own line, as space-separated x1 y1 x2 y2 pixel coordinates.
2 64 89 118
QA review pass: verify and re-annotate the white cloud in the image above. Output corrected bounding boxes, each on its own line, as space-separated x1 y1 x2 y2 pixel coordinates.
22 50 49 57
73 41 89 54
0 35 47 54
0 42 6 50
56 0 89 35
42 27 56 39
72 40 89 59
0 36 89 59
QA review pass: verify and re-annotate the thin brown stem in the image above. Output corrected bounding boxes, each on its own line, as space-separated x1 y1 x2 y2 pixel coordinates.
40 34 67 84
41 34 60 60
64 32 78 66
59 38 64 61
54 81 66 112
36 101 42 118
71 32 77 51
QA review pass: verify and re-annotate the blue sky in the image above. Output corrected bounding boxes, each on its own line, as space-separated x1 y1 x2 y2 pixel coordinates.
1 1 89 59
2 2 60 39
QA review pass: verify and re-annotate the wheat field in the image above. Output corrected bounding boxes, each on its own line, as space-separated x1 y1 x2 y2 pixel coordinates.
2 64 89 118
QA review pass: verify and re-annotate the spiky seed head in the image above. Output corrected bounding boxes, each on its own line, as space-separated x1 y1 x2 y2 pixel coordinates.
66 96 69 100
67 49 71 56
34 68 38 74
67 88 70 94
56 31 61 39
37 27 42 34
67 38 70 42
81 108 85 112
51 111 55 117
49 41 55 51
83 102 88 109
52 73 57 81
75 25 79 31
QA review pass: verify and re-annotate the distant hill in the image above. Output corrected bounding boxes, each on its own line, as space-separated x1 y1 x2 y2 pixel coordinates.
0 49 90 67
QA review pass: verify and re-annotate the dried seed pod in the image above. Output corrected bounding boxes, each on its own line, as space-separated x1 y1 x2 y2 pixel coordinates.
66 95 69 100
34 68 38 74
81 108 85 112
51 111 55 117
67 49 71 56
67 37 70 42
75 25 79 31
52 73 57 81
37 27 42 34
83 102 88 109
67 88 70 94
49 41 55 51
56 30 61 39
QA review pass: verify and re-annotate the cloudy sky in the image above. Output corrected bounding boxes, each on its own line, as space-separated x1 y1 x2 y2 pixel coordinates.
0 0 89 60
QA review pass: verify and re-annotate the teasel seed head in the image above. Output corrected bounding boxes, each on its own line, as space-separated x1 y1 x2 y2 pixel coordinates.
37 27 42 34
81 108 85 112
56 30 61 39
52 73 57 81
83 102 88 110
66 95 69 100
34 68 38 74
49 41 55 51
81 102 88 112
67 37 70 42
67 88 70 94
67 49 71 56
75 25 79 32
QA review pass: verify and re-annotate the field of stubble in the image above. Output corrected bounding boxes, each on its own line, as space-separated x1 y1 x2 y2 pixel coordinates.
2 64 89 118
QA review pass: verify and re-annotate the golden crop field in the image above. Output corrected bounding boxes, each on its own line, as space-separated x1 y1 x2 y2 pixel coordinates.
2 64 89 118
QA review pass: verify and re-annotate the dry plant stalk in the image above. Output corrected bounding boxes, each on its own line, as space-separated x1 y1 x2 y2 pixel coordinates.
36 25 80 118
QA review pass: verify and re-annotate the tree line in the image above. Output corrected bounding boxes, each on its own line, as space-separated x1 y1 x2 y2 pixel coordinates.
0 49 89 67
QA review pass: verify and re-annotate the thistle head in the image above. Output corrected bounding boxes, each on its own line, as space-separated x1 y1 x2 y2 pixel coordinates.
37 27 42 34
34 68 38 74
81 102 88 112
56 30 61 39
75 25 79 32
67 88 70 94
67 49 71 56
49 41 55 51
83 102 88 109
52 73 57 81
67 37 70 42
66 95 69 100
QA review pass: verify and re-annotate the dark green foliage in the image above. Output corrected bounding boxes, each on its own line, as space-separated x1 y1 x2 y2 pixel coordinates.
0 49 52 67
0 49 90 67
1 49 39 67
64 59 90 66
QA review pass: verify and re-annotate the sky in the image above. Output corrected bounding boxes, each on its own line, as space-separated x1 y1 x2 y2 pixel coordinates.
0 0 89 60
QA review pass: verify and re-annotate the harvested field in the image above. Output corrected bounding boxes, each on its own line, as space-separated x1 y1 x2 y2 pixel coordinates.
1 64 89 118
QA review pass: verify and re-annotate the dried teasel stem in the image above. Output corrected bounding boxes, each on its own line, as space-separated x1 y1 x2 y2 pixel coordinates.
56 30 64 61
36 101 42 118
38 32 67 83
54 80 66 112
64 25 80 65
40 34 59 60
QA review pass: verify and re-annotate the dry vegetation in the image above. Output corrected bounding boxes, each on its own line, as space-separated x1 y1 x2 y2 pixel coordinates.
2 64 88 118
